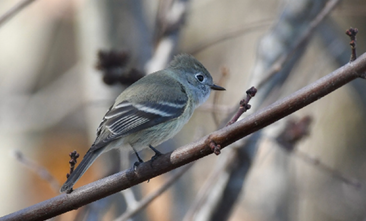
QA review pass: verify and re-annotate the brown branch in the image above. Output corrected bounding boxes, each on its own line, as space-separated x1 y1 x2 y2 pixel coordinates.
226 86 257 126
188 2 343 220
0 0 37 27
2 52 366 221
66 151 80 180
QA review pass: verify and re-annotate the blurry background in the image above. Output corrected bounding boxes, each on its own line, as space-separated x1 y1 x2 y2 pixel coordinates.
0 0 366 220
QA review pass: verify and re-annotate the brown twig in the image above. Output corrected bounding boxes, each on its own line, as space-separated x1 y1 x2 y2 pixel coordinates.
66 151 79 179
2 52 366 221
226 86 257 126
12 150 60 193
345 27 358 62
0 0 37 27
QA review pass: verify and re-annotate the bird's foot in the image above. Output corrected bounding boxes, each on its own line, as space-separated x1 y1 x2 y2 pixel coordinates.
149 145 163 166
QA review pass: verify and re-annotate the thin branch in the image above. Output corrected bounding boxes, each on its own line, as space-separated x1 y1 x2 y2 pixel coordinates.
295 150 362 188
0 0 37 27
1 52 366 221
11 150 60 193
226 86 257 126
183 149 238 221
257 0 340 89
115 164 192 221
276 117 361 189
120 189 138 212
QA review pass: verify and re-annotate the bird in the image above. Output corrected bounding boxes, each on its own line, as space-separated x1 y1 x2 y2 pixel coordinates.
60 54 225 193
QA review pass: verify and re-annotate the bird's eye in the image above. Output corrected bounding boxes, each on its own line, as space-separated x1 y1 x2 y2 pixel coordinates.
195 73 204 82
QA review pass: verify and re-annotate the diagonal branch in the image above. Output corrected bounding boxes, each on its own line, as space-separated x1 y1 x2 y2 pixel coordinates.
115 164 192 221
256 0 341 89
1 52 366 221
0 0 37 27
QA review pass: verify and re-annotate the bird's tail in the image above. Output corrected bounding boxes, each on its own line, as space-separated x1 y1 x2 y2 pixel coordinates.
60 148 104 193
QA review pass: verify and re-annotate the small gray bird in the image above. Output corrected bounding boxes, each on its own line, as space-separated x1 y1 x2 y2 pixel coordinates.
61 54 225 193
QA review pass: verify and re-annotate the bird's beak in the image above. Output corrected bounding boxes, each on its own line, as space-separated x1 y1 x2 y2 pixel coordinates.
211 84 226 91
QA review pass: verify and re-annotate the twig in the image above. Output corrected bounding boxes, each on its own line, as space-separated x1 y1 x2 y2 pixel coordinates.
0 0 37 27
346 27 358 62
66 151 80 178
65 150 80 194
11 150 60 193
226 86 257 126
115 164 192 221
2 52 366 221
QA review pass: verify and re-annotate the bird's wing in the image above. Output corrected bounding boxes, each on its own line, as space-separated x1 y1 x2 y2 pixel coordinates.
91 89 188 150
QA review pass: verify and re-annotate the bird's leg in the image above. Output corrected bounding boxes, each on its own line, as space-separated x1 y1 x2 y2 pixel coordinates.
132 147 144 170
149 145 162 162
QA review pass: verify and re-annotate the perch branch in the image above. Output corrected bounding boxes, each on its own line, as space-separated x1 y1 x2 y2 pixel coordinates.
1 52 366 221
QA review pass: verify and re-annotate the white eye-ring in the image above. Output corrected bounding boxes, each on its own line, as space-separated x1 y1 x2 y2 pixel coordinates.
195 73 204 82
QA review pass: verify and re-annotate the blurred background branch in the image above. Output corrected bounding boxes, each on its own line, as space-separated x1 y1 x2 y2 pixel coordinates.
0 0 37 27
1 0 366 221
2 51 366 220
